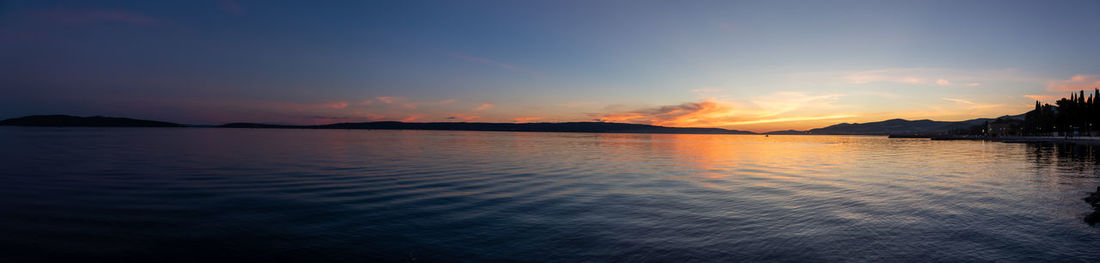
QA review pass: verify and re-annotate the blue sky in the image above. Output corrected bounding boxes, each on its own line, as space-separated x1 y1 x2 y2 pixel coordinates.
2 0 1099 131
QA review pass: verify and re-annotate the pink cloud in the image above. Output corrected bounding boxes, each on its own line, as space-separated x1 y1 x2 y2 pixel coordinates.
446 113 480 121
323 102 349 109
39 9 160 25
513 116 543 122
1047 74 1100 92
376 96 396 103
473 103 494 111
1024 94 1059 102
401 114 423 122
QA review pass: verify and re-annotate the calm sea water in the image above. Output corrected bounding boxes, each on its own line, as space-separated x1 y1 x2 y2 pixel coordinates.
1 127 1098 262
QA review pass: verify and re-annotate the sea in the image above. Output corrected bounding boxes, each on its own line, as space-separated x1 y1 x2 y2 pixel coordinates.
1 127 1098 262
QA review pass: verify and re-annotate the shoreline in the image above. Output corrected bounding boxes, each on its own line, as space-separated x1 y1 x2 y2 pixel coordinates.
899 135 1100 145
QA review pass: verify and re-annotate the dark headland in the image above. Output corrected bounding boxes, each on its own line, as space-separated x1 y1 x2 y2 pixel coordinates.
0 115 754 135
0 115 184 127
221 121 757 134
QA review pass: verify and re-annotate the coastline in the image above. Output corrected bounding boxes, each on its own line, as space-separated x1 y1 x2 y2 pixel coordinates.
892 135 1100 145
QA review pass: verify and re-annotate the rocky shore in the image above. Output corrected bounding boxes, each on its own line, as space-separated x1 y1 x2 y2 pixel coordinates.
895 135 1100 145
1085 187 1100 225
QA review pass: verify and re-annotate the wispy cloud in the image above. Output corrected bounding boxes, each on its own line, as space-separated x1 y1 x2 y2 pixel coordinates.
942 97 1005 111
323 101 349 109
942 98 975 105
843 68 932 85
400 114 423 122
1047 74 1100 92
376 96 396 104
513 116 543 122
560 101 598 108
719 114 856 126
473 103 494 111
445 113 480 121
1024 94 1059 102
691 87 724 94
593 92 852 130
829 68 1030 87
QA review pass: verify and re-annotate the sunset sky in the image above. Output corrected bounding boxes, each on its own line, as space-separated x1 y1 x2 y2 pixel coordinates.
3 0 1100 132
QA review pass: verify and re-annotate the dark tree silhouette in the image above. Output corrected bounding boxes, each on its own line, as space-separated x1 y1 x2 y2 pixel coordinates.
1025 89 1100 136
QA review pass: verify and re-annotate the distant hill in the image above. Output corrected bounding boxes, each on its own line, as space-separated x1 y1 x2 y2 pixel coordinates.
787 114 1025 135
221 121 758 134
2 113 1034 136
0 115 184 127
762 130 807 135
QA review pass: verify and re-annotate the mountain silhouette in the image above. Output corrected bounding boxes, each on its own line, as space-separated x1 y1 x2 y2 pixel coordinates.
1 113 1030 135
789 114 1025 135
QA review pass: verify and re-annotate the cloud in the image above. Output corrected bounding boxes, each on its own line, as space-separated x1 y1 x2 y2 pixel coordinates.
323 101 349 109
751 92 845 117
473 103 494 111
445 113 480 121
837 68 1011 87
376 96 396 104
593 93 851 129
438 99 456 104
39 9 160 25
853 91 901 99
1047 74 1100 92
513 116 543 122
942 98 975 105
1024 94 1059 102
691 87 723 93
367 96 418 109
718 114 856 126
942 97 1005 111
560 101 598 108
400 114 423 122
595 100 733 126
844 69 931 85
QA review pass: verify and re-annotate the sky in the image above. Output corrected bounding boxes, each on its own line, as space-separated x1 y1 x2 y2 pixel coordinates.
2 0 1099 132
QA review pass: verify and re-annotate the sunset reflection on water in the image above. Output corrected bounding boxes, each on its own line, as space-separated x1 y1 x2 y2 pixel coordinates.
0 128 1098 261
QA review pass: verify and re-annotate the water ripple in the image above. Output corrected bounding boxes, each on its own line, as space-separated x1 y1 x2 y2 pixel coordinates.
1 128 1099 261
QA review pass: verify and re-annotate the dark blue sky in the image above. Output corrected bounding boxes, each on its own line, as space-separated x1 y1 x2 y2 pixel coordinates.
3 0 1099 131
